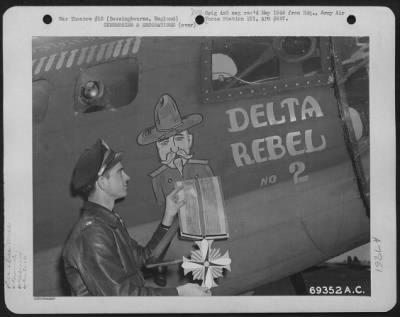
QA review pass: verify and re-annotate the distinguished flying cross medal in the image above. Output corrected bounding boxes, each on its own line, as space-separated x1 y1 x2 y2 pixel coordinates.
182 239 231 289
177 176 230 288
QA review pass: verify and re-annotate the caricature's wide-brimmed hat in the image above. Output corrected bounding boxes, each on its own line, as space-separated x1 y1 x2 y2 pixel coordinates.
71 139 123 195
137 94 203 145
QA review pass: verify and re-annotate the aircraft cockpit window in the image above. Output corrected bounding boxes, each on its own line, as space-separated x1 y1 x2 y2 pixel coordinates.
74 58 138 114
211 37 322 91
202 37 328 103
211 38 280 91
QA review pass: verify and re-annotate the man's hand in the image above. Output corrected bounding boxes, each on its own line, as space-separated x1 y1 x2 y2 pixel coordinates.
162 186 185 227
176 283 212 296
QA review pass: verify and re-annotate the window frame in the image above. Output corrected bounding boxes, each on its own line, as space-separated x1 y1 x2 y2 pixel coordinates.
200 37 332 104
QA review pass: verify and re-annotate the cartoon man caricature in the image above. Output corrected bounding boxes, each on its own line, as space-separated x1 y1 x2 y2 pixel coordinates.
137 94 214 286
137 94 214 206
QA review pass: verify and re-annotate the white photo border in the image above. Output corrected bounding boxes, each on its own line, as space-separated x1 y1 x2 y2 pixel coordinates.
3 6 396 313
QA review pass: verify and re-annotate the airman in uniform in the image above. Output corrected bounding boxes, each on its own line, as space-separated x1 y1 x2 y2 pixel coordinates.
63 139 211 296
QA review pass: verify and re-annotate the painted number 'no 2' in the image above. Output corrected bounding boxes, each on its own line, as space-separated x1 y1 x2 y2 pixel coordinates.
260 161 308 187
289 161 309 184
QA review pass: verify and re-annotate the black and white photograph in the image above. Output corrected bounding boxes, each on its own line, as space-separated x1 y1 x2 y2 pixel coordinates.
3 6 396 313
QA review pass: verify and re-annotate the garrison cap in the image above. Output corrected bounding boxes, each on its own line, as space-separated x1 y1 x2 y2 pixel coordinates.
71 139 122 194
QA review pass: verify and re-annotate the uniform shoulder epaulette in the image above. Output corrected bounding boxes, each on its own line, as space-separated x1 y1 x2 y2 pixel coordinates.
150 165 168 178
82 216 118 229
188 159 209 165
81 218 95 229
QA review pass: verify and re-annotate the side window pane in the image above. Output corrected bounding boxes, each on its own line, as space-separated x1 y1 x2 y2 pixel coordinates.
74 58 138 114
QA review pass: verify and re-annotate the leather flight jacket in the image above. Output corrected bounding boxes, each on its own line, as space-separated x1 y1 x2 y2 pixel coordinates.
62 201 178 296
